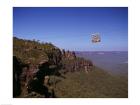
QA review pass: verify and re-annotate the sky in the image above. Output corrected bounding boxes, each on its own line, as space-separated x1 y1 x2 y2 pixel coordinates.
13 7 128 51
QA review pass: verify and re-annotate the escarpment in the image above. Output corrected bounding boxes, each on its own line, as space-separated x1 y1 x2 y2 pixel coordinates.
13 37 94 98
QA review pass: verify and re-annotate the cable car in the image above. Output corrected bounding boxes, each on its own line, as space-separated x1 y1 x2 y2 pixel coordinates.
91 33 101 43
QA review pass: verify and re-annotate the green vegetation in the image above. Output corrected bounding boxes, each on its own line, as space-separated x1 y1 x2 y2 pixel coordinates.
54 67 128 98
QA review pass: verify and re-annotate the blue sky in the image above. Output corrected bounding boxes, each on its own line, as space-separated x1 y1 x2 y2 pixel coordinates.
13 7 128 51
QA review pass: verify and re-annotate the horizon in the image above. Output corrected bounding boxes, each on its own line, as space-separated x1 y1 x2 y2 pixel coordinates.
13 7 128 51
13 36 128 52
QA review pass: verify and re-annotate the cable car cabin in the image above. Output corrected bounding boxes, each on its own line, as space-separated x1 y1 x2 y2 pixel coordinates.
91 34 101 43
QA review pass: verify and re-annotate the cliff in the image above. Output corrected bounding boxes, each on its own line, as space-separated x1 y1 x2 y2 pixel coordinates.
13 37 94 97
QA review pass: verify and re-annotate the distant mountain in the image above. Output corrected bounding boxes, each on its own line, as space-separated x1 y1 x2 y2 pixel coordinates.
75 51 128 76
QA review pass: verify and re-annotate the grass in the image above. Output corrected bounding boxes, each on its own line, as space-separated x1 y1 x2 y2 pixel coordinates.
52 66 128 98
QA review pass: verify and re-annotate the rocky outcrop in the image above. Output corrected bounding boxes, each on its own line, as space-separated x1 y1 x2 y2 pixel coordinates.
61 49 93 73
61 57 93 73
62 49 76 60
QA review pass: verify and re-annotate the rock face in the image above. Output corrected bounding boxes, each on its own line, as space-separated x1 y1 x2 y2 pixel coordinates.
26 60 56 98
13 56 22 97
13 57 56 98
